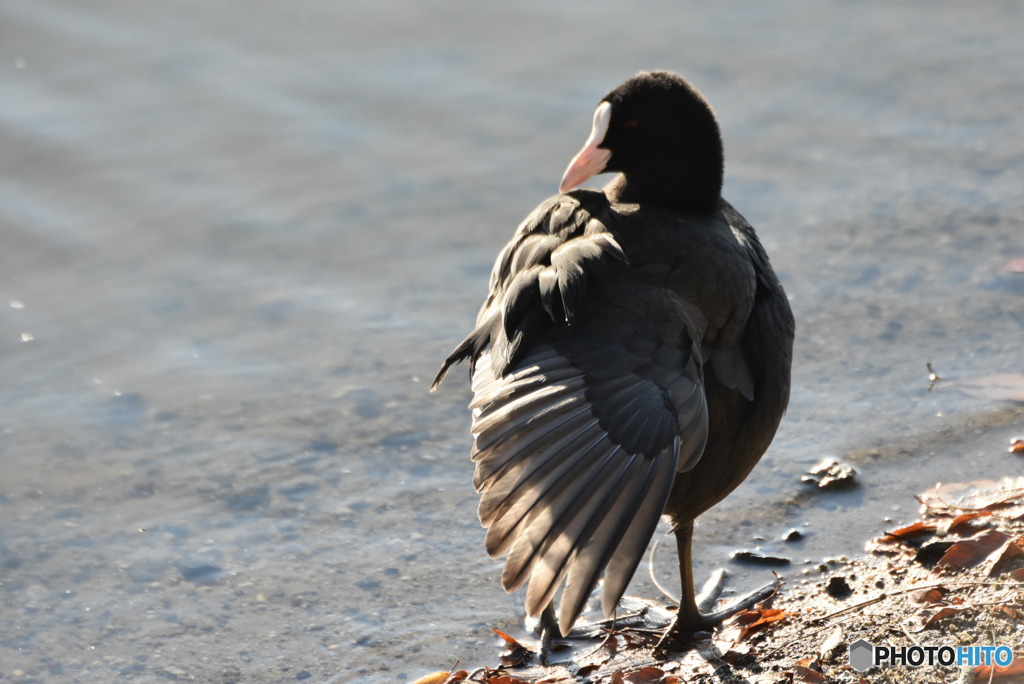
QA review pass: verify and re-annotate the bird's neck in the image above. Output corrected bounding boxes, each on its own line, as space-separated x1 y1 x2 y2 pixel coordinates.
604 173 721 214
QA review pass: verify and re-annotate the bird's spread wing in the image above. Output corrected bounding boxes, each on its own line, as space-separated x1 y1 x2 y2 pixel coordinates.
432 190 627 386
434 191 711 634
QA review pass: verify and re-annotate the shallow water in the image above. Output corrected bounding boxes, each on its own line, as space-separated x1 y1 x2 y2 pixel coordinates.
1 1 1022 681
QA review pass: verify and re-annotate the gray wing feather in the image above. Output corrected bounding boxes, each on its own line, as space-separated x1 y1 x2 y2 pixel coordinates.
599 438 678 618
468 334 701 631
519 447 633 615
555 452 658 633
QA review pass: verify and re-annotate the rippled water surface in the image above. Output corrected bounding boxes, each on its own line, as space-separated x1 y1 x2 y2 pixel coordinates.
1 1 1022 681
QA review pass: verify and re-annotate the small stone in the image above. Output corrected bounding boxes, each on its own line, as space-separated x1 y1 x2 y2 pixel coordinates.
825 576 852 597
801 458 858 490
731 550 791 566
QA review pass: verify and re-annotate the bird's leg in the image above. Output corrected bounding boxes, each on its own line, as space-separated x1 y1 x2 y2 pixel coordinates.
536 603 562 665
656 521 777 652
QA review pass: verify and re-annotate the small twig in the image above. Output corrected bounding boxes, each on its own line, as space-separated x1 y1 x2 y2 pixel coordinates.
900 621 922 647
578 611 620 661
619 626 668 636
808 593 889 624
765 621 845 658
988 627 998 684
467 667 491 683
915 493 970 512
970 597 1024 609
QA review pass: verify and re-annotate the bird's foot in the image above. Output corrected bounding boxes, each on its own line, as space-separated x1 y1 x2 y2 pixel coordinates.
562 606 659 639
533 606 560 665
533 599 663 664
654 569 778 655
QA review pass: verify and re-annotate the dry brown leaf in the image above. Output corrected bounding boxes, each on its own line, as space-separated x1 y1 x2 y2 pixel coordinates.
973 654 1024 681
916 605 968 630
413 672 453 684
981 534 1024 577
721 607 789 643
870 521 937 552
792 666 826 684
935 529 1011 571
621 630 649 649
624 666 665 682
1011 568 1024 581
609 672 626 684
1010 438 1024 454
910 586 949 604
889 521 938 542
718 642 753 666
994 605 1022 620
792 658 826 683
491 628 532 668
491 628 521 648
947 510 994 535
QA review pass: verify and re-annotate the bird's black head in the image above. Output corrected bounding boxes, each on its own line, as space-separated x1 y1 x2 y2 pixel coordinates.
560 71 724 213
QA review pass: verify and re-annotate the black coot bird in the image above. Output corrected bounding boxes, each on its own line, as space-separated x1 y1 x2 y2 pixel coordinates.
433 71 794 649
